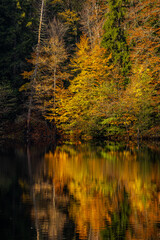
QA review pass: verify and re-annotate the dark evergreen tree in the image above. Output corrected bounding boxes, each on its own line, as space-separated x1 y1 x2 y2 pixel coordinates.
102 0 130 82
0 0 37 88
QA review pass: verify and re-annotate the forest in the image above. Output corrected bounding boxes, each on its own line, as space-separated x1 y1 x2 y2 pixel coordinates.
0 0 160 142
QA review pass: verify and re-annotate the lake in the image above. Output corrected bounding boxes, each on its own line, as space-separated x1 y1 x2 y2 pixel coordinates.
0 141 160 240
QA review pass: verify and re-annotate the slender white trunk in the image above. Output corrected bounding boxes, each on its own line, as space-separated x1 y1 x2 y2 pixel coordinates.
87 10 92 48
27 0 45 141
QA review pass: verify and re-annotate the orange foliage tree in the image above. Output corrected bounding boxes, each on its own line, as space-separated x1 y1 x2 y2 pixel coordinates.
127 0 160 130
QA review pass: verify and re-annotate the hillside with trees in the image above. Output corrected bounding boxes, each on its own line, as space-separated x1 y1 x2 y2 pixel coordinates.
0 0 160 142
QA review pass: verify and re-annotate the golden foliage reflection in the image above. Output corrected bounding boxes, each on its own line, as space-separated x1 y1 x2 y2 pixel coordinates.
44 144 160 239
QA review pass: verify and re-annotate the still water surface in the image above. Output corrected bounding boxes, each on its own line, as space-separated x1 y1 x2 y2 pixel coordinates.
0 142 160 240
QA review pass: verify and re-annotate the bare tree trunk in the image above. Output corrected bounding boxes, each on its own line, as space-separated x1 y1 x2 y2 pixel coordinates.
27 0 45 142
53 67 57 139
86 10 93 48
54 67 56 110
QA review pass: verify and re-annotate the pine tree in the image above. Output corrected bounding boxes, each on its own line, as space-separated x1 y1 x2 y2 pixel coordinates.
102 0 130 83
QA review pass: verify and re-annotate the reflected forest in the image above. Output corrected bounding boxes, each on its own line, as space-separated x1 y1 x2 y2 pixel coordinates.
0 0 160 240
0 143 160 240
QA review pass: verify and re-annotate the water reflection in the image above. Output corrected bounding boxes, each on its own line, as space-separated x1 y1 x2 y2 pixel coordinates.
0 142 160 240
43 143 160 240
0 143 37 240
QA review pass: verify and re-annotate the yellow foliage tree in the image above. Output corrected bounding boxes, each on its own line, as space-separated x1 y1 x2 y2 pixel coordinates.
118 66 155 136
52 35 113 139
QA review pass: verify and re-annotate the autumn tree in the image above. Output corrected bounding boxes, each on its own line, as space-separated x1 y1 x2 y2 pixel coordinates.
128 0 160 75
54 36 113 139
116 67 155 136
21 18 68 123
80 0 106 47
127 0 160 127
34 19 68 118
